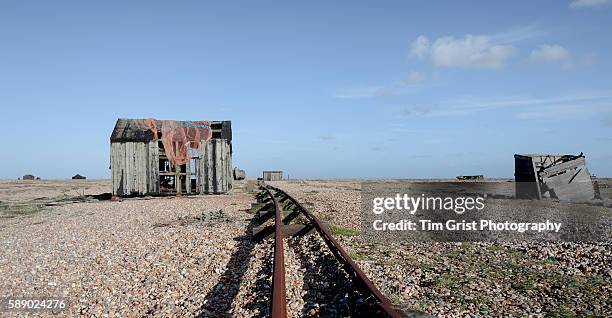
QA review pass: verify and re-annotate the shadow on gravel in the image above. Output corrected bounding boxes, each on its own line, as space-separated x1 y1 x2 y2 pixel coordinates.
244 242 272 317
288 236 379 317
198 207 270 318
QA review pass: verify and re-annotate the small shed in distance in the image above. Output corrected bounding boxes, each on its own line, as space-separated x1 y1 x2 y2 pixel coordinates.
233 167 246 180
110 118 233 196
263 171 283 181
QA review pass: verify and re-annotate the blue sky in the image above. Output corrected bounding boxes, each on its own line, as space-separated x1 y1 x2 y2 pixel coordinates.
1 0 611 179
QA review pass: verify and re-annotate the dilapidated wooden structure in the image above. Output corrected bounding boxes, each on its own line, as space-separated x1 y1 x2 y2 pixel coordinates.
456 175 484 181
233 167 246 180
514 153 596 201
263 171 283 181
110 118 232 196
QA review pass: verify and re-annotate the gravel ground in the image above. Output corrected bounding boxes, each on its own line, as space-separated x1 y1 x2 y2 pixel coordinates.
270 180 612 317
2 179 610 317
0 186 268 317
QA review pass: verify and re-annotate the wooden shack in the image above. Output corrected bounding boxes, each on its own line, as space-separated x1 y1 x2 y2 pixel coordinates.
263 171 283 181
110 118 233 196
514 153 595 201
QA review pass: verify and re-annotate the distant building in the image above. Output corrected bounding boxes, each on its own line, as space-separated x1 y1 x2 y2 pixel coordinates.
456 175 484 181
110 118 233 196
22 174 35 180
233 167 246 180
263 171 283 181
72 174 86 180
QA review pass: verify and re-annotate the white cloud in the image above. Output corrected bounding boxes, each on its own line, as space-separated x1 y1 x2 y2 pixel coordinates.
425 92 612 119
333 75 423 99
530 44 570 61
410 35 430 58
489 25 549 43
530 44 572 68
569 0 611 8
432 35 515 69
410 34 514 69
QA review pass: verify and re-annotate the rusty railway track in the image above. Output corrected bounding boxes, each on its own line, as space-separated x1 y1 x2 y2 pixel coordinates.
260 185 401 318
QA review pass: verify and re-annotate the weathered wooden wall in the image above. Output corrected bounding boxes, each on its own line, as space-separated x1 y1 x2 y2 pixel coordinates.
112 139 232 196
539 157 594 201
111 141 159 196
514 155 540 199
198 139 233 194
514 154 595 201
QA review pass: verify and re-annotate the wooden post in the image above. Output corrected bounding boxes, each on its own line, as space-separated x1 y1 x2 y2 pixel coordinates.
531 158 542 200
175 141 181 194
194 157 199 194
186 144 191 194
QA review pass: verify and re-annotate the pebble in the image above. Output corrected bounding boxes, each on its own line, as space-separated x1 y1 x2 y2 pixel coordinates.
270 180 612 317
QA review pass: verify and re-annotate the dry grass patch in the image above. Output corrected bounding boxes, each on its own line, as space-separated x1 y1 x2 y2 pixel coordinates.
330 225 360 236
0 203 44 218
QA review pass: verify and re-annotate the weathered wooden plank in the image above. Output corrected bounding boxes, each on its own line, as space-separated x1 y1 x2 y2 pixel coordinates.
130 142 136 194
137 143 143 194
111 143 117 195
148 141 159 194
134 142 140 194
142 142 148 194
174 141 181 194
206 141 213 193
197 148 204 194
539 157 586 178
122 143 127 195
134 142 147 194
118 143 123 194
127 142 132 194
215 140 222 193
226 143 233 191
195 147 203 193
130 142 135 194
531 158 542 200
123 142 129 194
185 150 191 194
115 143 123 195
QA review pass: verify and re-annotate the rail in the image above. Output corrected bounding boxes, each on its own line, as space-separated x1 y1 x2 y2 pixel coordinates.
264 187 288 318
261 185 401 318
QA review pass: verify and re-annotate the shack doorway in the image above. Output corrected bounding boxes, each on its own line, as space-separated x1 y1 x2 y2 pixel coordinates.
158 140 200 195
